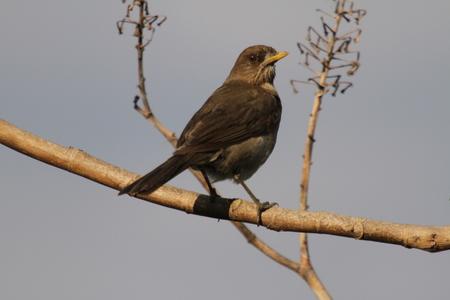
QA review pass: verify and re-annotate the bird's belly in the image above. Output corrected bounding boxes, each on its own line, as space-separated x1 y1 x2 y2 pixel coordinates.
204 134 277 182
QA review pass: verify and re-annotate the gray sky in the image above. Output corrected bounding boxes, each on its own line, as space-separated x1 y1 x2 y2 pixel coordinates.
1 0 450 299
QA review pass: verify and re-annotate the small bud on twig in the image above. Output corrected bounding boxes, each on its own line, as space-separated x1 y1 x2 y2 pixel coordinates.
291 0 366 97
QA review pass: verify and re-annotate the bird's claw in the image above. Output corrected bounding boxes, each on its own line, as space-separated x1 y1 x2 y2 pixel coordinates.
256 201 278 226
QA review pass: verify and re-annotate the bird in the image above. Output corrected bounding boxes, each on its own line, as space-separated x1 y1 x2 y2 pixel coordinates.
119 45 288 224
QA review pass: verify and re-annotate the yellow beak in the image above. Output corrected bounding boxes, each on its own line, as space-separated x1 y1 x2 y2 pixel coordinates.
263 51 289 65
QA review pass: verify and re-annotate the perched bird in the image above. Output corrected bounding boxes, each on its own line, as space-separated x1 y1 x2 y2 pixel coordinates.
119 45 288 223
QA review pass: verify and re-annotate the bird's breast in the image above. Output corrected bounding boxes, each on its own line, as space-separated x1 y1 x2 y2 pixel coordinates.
205 133 277 182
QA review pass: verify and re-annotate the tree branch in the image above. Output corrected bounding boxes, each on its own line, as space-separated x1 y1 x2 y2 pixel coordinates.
2 119 449 253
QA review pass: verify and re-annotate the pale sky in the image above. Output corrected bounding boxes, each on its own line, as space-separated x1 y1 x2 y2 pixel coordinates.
1 1 450 299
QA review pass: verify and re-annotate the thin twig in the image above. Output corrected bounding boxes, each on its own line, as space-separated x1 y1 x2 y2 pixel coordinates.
118 0 299 273
299 82 330 299
295 1 366 299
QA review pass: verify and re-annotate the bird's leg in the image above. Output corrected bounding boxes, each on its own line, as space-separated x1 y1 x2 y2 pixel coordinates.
234 175 278 226
200 169 222 222
200 169 218 198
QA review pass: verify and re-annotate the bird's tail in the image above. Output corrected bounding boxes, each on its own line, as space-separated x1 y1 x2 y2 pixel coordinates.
118 155 190 196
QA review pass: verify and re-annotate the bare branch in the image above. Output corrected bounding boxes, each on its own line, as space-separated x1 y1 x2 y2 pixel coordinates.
1 119 449 253
292 1 367 298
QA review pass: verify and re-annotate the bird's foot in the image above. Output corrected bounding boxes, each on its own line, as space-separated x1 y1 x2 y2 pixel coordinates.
208 187 220 203
256 201 278 226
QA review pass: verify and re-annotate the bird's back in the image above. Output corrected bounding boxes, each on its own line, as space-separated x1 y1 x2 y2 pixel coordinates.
176 81 282 155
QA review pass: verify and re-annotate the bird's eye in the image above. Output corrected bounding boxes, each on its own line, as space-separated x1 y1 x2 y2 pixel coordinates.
249 54 257 62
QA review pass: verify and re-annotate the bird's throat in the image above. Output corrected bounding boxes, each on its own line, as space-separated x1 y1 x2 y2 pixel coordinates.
260 82 277 95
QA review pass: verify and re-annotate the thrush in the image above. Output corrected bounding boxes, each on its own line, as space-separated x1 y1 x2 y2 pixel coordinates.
119 45 288 224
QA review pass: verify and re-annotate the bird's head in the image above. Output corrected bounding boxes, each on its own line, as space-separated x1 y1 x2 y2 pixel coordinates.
226 45 288 86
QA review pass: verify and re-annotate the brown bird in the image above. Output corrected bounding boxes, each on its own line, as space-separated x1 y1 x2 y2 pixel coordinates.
119 45 288 224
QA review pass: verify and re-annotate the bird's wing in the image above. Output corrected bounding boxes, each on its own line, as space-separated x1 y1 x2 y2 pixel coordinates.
175 81 281 155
